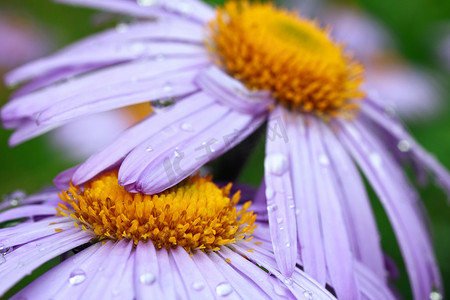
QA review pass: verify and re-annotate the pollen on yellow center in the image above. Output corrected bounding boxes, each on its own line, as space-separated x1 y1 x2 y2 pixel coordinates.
57 172 257 252
207 1 365 118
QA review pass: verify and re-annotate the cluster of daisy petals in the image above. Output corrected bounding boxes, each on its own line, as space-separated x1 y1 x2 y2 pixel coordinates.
57 172 257 252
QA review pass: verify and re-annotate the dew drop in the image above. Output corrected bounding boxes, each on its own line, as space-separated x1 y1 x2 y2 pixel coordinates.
115 23 129 33
180 122 193 132
279 226 285 231
216 282 233 297
267 204 278 212
265 153 289 176
273 280 289 297
295 208 301 215
277 217 283 224
130 42 146 54
192 281 205 291
430 291 443 300
369 153 382 168
285 242 291 248
265 188 275 200
69 269 86 285
145 146 153 152
163 82 173 93
0 243 12 255
137 0 156 6
140 273 156 285
397 140 411 152
303 290 313 300
155 53 165 62
318 154 330 166
283 277 293 285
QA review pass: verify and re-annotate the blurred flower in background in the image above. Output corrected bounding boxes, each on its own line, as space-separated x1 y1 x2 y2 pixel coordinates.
284 0 443 121
0 10 52 74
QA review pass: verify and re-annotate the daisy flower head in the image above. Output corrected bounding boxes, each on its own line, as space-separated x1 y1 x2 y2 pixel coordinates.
1 1 449 299
0 173 344 300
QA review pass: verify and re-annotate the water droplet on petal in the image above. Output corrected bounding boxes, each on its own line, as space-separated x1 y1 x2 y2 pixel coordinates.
285 242 291 248
303 290 313 300
116 23 129 33
397 140 411 152
318 154 330 166
430 291 443 300
181 122 193 132
369 153 382 168
137 0 156 6
69 269 86 285
145 146 153 152
265 187 275 200
267 204 278 212
192 281 205 291
265 153 289 176
0 243 12 255
277 217 283 224
216 282 233 297
140 273 156 285
130 42 146 54
273 280 289 297
163 82 173 93
295 208 301 215
283 277 293 285
279 226 285 231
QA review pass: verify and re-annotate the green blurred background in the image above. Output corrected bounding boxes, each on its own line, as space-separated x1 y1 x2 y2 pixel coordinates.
0 0 449 299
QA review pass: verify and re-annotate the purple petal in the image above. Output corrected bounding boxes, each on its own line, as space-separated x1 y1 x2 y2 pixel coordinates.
0 229 91 295
70 91 214 186
13 243 102 300
306 117 358 299
264 107 298 277
134 242 165 299
132 109 264 194
171 247 215 299
337 119 441 299
319 120 385 279
285 113 327 285
0 205 56 223
362 98 450 197
79 240 133 299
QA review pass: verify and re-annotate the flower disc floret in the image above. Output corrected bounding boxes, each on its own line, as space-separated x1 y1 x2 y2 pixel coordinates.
208 1 365 117
57 172 257 252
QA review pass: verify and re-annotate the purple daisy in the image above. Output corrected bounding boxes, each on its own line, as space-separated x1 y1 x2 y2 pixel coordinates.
1 1 448 299
0 173 366 300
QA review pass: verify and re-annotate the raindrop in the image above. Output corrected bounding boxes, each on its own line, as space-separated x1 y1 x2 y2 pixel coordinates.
39 247 46 252
277 218 283 224
279 226 285 231
192 281 205 291
180 122 193 132
145 146 153 152
285 242 291 248
216 282 233 297
163 82 173 93
369 153 382 168
303 290 313 300
155 53 165 62
3 190 26 207
283 277 293 285
130 42 146 54
140 273 156 285
430 291 443 300
397 140 411 152
318 154 330 166
69 269 86 285
115 23 129 34
273 280 289 297
265 153 289 176
265 188 275 200
267 204 278 212
137 0 156 6
295 208 301 215
289 203 295 209
174 149 182 158
0 243 11 255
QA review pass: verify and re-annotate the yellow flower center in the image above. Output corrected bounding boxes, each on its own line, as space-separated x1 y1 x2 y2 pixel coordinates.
57 172 257 252
207 1 365 117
